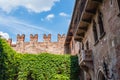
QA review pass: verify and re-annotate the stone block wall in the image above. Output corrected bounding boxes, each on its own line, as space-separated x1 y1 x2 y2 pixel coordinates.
8 34 65 54
78 0 120 80
65 0 120 80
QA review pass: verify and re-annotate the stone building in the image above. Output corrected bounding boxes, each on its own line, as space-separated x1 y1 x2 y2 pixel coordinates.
8 34 65 54
65 0 120 80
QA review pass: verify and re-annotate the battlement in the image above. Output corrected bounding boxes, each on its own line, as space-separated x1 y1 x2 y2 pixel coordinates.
8 34 66 54
58 34 65 42
17 34 25 42
58 34 65 38
10 34 66 43
30 34 38 42
43 34 51 42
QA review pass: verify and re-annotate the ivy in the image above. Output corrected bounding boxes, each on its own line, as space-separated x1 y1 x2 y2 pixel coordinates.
0 38 80 80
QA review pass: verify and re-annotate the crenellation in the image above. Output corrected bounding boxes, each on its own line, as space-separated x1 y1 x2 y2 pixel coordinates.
9 34 66 54
58 34 65 38
58 34 65 42
43 34 51 42
17 34 25 42
30 34 38 42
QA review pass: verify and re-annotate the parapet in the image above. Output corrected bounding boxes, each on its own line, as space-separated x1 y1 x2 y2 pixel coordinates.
14 34 65 43
58 34 66 42
17 34 25 42
58 34 65 37
43 34 51 42
30 34 38 42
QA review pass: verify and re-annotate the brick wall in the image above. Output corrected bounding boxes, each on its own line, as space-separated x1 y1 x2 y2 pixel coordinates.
65 0 120 80
9 34 65 54
80 0 120 79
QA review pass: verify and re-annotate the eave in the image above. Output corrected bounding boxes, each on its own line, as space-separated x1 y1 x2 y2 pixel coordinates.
74 0 102 42
64 0 78 46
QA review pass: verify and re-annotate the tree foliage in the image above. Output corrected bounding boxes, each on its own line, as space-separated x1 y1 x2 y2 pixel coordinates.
0 38 80 80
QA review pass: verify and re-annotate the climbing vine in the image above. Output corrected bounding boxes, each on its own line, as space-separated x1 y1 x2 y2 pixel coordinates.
0 38 80 80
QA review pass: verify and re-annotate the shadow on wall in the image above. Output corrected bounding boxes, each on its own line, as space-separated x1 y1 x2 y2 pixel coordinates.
25 55 81 80
70 55 80 80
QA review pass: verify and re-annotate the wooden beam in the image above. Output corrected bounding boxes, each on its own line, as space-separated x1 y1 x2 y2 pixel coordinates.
67 36 72 39
65 42 70 44
68 32 73 36
76 32 85 38
79 27 88 32
82 19 91 24
85 9 96 15
74 38 82 42
91 0 103 3
76 35 84 39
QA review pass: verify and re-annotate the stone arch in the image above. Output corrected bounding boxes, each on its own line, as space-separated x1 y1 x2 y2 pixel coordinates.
98 71 106 80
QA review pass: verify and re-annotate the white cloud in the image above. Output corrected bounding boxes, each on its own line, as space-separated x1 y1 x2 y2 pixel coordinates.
45 14 55 21
59 12 69 17
0 31 9 40
0 0 60 13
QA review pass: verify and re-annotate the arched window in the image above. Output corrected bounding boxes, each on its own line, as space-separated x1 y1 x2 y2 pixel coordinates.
93 20 98 43
98 11 105 37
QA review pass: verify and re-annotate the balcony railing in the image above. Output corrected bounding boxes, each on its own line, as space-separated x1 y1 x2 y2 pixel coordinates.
78 50 93 70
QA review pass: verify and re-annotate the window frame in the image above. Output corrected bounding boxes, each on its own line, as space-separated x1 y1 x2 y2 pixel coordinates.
98 11 106 39
82 42 84 50
93 20 99 45
86 41 89 50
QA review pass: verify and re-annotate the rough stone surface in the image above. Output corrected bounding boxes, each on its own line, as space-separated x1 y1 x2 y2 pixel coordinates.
8 34 65 54
65 0 120 80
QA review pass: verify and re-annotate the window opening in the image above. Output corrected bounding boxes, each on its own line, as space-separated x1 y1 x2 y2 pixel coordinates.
98 11 105 36
93 20 98 42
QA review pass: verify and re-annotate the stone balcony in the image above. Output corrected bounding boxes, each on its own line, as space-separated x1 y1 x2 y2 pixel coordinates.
78 50 93 71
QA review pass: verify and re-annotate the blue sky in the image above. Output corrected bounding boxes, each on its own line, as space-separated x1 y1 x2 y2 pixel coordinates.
0 0 75 43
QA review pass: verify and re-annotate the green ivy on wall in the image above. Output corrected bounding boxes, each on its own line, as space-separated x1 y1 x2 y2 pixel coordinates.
0 38 80 80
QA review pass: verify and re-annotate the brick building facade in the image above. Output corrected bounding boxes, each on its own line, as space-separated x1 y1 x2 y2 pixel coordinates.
65 0 120 80
8 34 65 54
